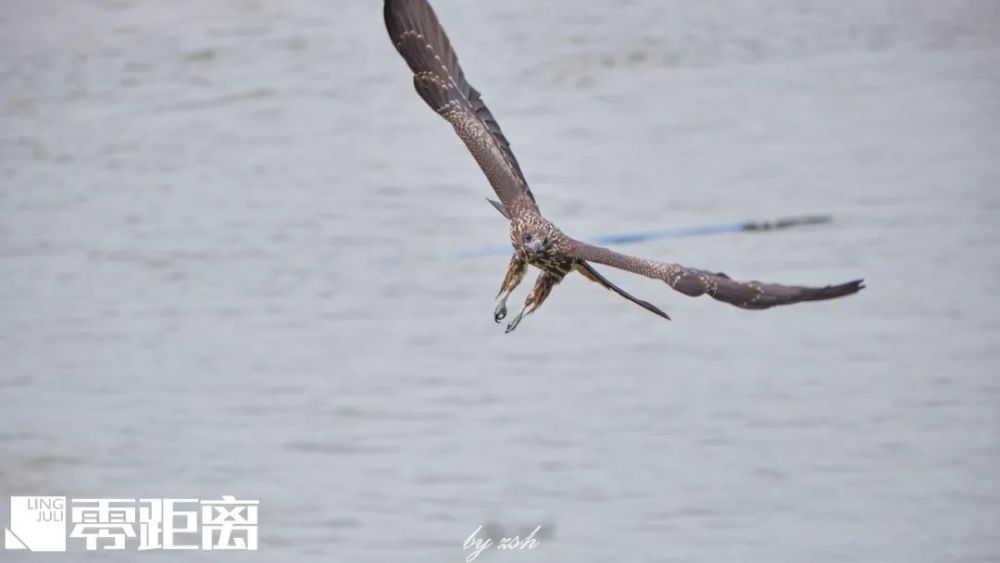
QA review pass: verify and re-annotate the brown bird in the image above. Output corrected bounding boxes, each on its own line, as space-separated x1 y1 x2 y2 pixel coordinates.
384 0 864 333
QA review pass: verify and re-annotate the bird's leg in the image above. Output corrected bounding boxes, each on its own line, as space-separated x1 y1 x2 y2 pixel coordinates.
494 254 527 322
505 272 560 333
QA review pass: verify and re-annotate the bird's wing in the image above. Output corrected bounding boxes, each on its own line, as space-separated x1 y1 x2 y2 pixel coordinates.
564 239 864 310
575 262 671 320
384 0 536 213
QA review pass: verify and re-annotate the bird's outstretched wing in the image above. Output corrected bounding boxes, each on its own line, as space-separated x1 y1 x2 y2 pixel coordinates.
565 239 864 310
384 0 536 212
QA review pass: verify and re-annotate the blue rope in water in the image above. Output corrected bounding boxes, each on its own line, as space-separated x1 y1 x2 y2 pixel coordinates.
451 214 831 259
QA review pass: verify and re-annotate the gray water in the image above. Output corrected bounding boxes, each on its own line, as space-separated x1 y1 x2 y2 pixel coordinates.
2 1 999 561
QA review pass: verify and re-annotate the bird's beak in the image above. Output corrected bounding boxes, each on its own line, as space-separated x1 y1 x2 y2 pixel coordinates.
528 240 545 253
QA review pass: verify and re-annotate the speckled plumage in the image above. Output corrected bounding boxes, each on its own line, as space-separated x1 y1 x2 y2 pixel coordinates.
384 0 864 332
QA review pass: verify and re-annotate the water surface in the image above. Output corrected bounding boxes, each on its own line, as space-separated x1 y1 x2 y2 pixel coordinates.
2 1 999 561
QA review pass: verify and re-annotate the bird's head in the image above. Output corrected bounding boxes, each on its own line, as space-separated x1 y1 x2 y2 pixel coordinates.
521 230 550 254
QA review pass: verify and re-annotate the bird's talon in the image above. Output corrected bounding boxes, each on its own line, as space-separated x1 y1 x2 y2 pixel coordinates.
493 304 507 323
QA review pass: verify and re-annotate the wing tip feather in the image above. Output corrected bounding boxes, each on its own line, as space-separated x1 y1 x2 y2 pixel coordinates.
820 278 865 299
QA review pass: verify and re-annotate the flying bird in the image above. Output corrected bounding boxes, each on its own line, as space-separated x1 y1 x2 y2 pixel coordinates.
383 0 863 333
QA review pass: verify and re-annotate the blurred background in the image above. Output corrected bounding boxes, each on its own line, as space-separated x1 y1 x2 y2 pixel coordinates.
2 0 999 561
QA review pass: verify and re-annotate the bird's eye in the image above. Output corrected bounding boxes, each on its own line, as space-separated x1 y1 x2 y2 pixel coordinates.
524 233 533 243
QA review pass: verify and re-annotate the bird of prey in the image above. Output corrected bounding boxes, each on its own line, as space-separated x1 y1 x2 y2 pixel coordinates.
383 0 864 333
